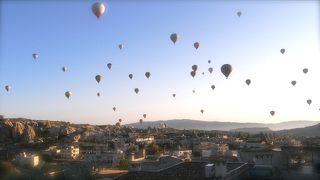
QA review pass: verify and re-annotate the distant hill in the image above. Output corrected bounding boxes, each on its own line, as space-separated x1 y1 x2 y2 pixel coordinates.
125 119 320 131
230 127 272 134
277 123 320 137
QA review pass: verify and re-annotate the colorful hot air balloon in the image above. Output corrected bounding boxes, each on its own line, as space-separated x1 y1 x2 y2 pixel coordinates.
194 42 199 49
145 72 151 79
291 81 296 86
32 53 39 60
208 67 213 74
65 91 72 99
97 92 100 97
62 66 67 72
221 64 232 79
192 65 198 71
172 94 176 98
134 88 139 94
211 85 215 90
280 48 285 54
107 63 112 70
200 109 204 114
118 44 123 50
143 114 146 118
208 60 211 64
113 107 116 111
129 74 133 79
237 11 242 17
202 72 205 75
307 99 312 105
92 2 106 19
190 71 196 78
245 79 251 86
270 111 275 116
95 75 102 83
303 68 308 74
118 119 122 123
170 33 179 44
5 85 10 92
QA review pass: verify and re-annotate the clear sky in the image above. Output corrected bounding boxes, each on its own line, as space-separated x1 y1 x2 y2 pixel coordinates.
0 0 319 124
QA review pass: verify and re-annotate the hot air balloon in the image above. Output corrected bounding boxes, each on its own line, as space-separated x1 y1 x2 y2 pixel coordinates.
172 94 176 98
118 44 123 50
202 72 205 75
208 60 211 64
192 65 198 71
190 71 196 78
170 33 179 44
32 53 39 60
107 63 112 70
194 42 199 49
280 48 285 54
129 74 133 79
97 92 100 97
113 107 116 111
208 67 213 74
192 90 195 94
95 75 102 83
62 66 67 72
270 111 275 116
92 2 106 19
245 79 251 86
139 119 143 124
5 85 10 92
237 11 242 17
303 68 308 74
211 85 215 90
65 91 72 99
145 72 151 79
134 88 139 94
291 81 296 86
143 114 146 118
116 122 120 126
200 109 204 114
119 119 122 123
221 64 232 79
307 99 312 105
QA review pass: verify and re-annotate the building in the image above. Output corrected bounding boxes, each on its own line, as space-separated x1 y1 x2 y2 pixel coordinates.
15 152 39 167
173 148 192 158
135 136 155 144
240 148 287 169
59 145 80 159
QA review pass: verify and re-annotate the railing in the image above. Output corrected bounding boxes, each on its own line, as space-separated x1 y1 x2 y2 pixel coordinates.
223 162 249 180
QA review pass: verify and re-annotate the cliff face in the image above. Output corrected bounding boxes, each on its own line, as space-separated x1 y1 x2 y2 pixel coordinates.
0 118 95 144
23 125 36 143
12 121 25 141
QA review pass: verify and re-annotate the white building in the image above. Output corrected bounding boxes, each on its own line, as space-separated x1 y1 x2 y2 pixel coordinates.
205 163 215 178
15 152 39 167
173 148 192 157
135 136 154 144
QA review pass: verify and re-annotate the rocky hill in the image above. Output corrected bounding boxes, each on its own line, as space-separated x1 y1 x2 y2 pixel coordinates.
277 123 320 137
0 118 133 144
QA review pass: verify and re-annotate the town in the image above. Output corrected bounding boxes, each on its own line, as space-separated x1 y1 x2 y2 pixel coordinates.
1 117 320 180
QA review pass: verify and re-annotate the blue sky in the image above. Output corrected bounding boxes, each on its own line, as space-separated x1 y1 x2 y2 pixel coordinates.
1 0 319 124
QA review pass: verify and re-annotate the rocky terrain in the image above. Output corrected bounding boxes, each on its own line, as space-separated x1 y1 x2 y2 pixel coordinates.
0 117 133 144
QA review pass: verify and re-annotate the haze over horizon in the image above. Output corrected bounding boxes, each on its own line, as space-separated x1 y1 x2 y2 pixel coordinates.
1 1 319 125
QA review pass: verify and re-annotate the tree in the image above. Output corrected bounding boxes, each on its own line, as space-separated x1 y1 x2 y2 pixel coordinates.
119 159 129 170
